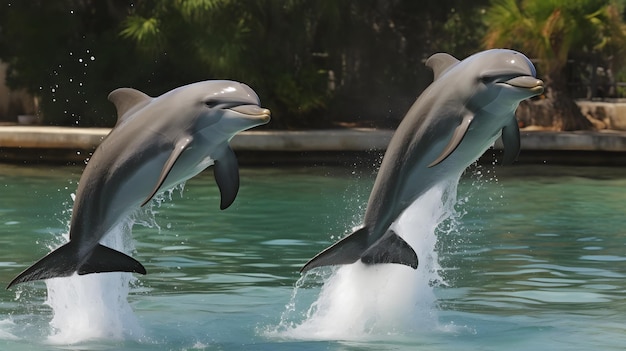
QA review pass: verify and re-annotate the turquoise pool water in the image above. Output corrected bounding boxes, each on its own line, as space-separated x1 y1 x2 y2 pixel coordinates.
0 164 625 350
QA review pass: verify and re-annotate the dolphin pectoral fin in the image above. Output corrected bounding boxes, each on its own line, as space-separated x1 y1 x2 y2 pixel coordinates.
501 118 521 165
78 244 146 275
214 146 240 210
300 227 369 273
7 242 80 289
361 230 418 269
425 53 460 81
141 136 193 207
428 114 474 168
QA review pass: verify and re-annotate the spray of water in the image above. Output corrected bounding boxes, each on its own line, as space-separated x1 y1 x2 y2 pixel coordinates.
271 178 461 340
44 218 143 344
41 184 185 344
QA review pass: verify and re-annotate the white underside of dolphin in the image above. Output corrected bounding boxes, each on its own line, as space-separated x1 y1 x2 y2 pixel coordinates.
301 49 544 272
8 80 270 288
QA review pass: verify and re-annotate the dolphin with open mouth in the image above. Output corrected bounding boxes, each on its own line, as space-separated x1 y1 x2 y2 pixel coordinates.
8 80 270 288
302 49 544 272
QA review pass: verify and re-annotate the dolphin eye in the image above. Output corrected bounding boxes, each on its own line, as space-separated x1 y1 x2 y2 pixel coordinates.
204 100 220 108
480 76 497 84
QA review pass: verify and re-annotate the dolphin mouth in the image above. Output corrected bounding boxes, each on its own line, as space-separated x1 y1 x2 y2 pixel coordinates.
228 104 271 122
502 76 544 93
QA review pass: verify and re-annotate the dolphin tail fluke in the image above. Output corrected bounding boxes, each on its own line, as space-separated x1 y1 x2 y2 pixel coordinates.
7 243 147 289
361 229 418 268
300 228 419 273
300 227 370 273
77 244 147 276
7 242 81 289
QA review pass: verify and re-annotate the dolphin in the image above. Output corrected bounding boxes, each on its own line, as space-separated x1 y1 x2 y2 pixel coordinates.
301 49 543 272
8 80 270 288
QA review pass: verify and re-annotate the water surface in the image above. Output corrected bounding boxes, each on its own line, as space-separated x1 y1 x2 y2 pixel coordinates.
0 164 625 350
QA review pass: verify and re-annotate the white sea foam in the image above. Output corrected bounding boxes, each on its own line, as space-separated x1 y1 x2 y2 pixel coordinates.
41 185 185 344
44 218 143 344
0 319 19 340
271 179 459 340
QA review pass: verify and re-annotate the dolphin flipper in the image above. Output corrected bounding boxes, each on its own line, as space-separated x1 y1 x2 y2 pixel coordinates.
301 227 369 273
141 136 194 207
214 146 240 210
428 114 474 167
361 229 418 268
78 244 146 275
501 118 521 165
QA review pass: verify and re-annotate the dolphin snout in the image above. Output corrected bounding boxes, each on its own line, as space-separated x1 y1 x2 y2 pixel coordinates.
505 76 544 90
230 105 271 122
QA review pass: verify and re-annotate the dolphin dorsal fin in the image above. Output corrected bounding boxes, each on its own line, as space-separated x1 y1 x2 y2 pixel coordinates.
425 53 460 80
108 88 152 125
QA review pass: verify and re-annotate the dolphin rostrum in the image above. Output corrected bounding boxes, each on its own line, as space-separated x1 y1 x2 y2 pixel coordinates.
301 49 543 272
8 80 270 288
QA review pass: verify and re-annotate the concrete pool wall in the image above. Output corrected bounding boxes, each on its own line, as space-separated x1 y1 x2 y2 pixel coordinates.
0 126 625 166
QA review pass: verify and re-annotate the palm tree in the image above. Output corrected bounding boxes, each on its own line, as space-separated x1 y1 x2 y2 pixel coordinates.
483 0 626 130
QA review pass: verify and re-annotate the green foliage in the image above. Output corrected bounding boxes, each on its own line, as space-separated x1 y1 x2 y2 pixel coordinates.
0 0 520 128
120 16 161 48
111 0 336 127
484 0 626 78
482 0 626 130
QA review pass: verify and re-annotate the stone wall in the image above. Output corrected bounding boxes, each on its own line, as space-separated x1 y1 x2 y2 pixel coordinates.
577 100 626 131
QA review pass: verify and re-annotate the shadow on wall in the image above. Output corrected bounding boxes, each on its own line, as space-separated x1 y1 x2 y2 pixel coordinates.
0 61 38 125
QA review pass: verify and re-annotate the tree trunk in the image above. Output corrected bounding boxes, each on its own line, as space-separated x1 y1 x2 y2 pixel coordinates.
516 72 593 131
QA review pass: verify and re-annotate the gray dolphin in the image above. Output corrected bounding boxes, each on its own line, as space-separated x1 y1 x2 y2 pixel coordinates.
8 80 270 288
301 49 543 272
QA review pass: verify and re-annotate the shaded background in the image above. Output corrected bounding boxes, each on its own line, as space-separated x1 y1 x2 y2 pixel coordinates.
1 0 625 129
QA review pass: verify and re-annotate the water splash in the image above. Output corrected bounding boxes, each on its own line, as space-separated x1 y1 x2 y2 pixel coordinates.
40 184 185 344
44 218 143 344
271 179 460 340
